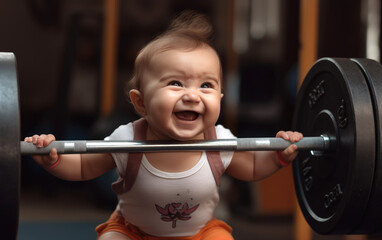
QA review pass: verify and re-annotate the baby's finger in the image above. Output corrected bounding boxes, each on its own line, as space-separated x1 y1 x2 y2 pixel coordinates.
41 148 58 167
24 136 32 142
283 143 297 154
295 131 303 140
49 148 58 161
276 131 289 141
42 134 56 147
32 134 40 144
36 134 48 147
289 132 302 142
297 132 303 140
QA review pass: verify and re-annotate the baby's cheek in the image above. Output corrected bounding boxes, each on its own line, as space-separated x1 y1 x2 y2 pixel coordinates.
206 101 221 119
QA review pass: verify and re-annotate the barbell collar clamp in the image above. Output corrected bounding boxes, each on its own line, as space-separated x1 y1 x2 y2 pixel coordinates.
20 135 330 155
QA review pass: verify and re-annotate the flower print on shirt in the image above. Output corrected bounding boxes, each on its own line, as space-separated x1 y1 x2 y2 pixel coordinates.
155 202 199 228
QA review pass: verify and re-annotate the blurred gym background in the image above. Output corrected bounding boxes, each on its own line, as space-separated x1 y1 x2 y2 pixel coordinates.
0 0 380 239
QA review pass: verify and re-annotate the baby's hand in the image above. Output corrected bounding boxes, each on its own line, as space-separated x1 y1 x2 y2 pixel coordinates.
24 134 59 169
275 131 303 166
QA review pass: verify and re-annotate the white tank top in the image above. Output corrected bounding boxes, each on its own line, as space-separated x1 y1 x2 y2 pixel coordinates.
106 123 235 237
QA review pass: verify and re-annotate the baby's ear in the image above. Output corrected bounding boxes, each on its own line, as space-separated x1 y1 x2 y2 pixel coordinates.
129 89 146 116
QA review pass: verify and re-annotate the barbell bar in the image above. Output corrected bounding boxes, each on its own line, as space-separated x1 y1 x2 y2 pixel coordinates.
3 52 382 237
20 136 330 155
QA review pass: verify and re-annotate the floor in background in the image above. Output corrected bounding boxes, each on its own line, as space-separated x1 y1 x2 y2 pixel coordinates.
18 189 111 240
18 221 99 240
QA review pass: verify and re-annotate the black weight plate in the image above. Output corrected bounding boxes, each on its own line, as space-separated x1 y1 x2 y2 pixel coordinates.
292 58 375 234
351 58 382 234
0 53 20 239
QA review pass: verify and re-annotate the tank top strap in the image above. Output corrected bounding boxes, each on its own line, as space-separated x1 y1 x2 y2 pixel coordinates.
112 118 146 194
204 126 224 187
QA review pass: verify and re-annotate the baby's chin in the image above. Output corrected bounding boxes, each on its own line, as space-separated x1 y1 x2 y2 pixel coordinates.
168 130 205 142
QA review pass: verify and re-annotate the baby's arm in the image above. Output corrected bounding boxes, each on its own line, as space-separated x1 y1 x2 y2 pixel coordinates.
24 134 115 181
226 131 303 181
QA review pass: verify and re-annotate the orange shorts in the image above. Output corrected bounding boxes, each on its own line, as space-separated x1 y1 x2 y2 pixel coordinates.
96 211 233 240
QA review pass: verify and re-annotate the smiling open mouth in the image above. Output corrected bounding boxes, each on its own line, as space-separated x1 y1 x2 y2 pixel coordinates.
174 111 199 121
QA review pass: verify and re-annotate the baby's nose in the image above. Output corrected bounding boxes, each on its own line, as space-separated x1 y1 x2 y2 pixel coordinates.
182 89 201 103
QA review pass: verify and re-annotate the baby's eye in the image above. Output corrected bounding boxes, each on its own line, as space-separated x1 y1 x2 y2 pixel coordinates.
201 82 213 88
168 81 182 87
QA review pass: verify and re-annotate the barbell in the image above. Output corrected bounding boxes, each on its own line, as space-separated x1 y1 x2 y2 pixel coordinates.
1 52 382 238
20 136 330 154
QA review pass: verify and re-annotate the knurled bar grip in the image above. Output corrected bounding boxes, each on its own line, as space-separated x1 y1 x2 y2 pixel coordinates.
20 136 330 155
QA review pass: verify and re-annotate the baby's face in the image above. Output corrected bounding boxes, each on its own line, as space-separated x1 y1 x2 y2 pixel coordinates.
137 46 223 141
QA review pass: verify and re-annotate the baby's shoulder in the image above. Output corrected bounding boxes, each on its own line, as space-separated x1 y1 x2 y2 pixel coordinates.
215 125 236 139
105 122 134 140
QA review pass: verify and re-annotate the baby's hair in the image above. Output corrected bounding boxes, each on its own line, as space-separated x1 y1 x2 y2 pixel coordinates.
126 10 219 99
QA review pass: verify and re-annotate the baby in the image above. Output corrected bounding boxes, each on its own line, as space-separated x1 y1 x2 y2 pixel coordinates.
25 11 302 240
